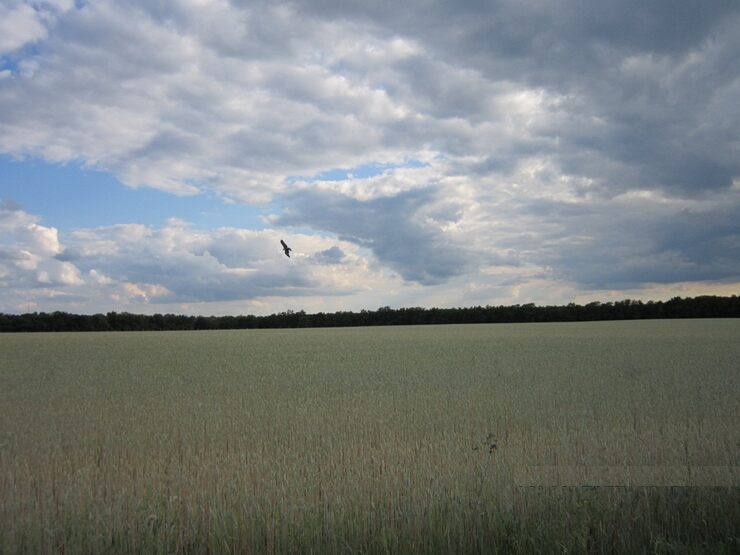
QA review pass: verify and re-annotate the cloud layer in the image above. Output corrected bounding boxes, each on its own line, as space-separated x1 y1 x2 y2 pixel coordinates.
1 0 738 313
1 202 406 313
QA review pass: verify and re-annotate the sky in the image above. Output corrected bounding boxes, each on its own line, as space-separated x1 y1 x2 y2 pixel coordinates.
1 0 739 316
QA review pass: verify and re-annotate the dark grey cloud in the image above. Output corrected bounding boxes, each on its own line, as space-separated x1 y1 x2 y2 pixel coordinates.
53 248 80 262
313 246 345 265
512 195 740 289
293 0 737 74
274 187 471 285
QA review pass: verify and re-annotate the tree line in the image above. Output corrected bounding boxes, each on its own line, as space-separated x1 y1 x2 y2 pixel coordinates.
0 295 738 332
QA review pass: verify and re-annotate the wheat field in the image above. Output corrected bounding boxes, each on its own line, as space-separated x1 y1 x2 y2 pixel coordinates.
1 319 739 553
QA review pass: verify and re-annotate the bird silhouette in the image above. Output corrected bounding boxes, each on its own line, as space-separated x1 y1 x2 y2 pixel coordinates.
280 239 292 258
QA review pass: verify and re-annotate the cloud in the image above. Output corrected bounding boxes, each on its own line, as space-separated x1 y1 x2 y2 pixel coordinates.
0 203 404 313
292 0 740 197
64 223 327 302
0 1 428 199
0 1 739 308
272 186 473 285
2 1 737 202
0 200 80 288
0 1 73 55
499 189 740 289
2 197 739 314
0 2 48 55
313 246 345 265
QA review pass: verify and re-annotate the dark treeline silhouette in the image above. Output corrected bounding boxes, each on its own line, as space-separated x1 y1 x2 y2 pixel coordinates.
1 295 738 332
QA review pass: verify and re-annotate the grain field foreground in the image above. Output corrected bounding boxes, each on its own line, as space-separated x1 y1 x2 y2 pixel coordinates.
1 320 739 553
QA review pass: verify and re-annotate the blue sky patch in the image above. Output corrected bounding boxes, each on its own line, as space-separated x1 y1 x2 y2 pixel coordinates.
0 156 266 231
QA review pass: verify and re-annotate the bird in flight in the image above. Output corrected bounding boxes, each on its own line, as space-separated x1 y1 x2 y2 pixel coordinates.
280 239 292 258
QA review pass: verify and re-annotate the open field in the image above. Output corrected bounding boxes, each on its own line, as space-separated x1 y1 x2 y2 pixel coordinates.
1 319 739 553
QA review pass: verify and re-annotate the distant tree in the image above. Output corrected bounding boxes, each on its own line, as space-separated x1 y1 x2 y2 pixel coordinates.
1 295 739 332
